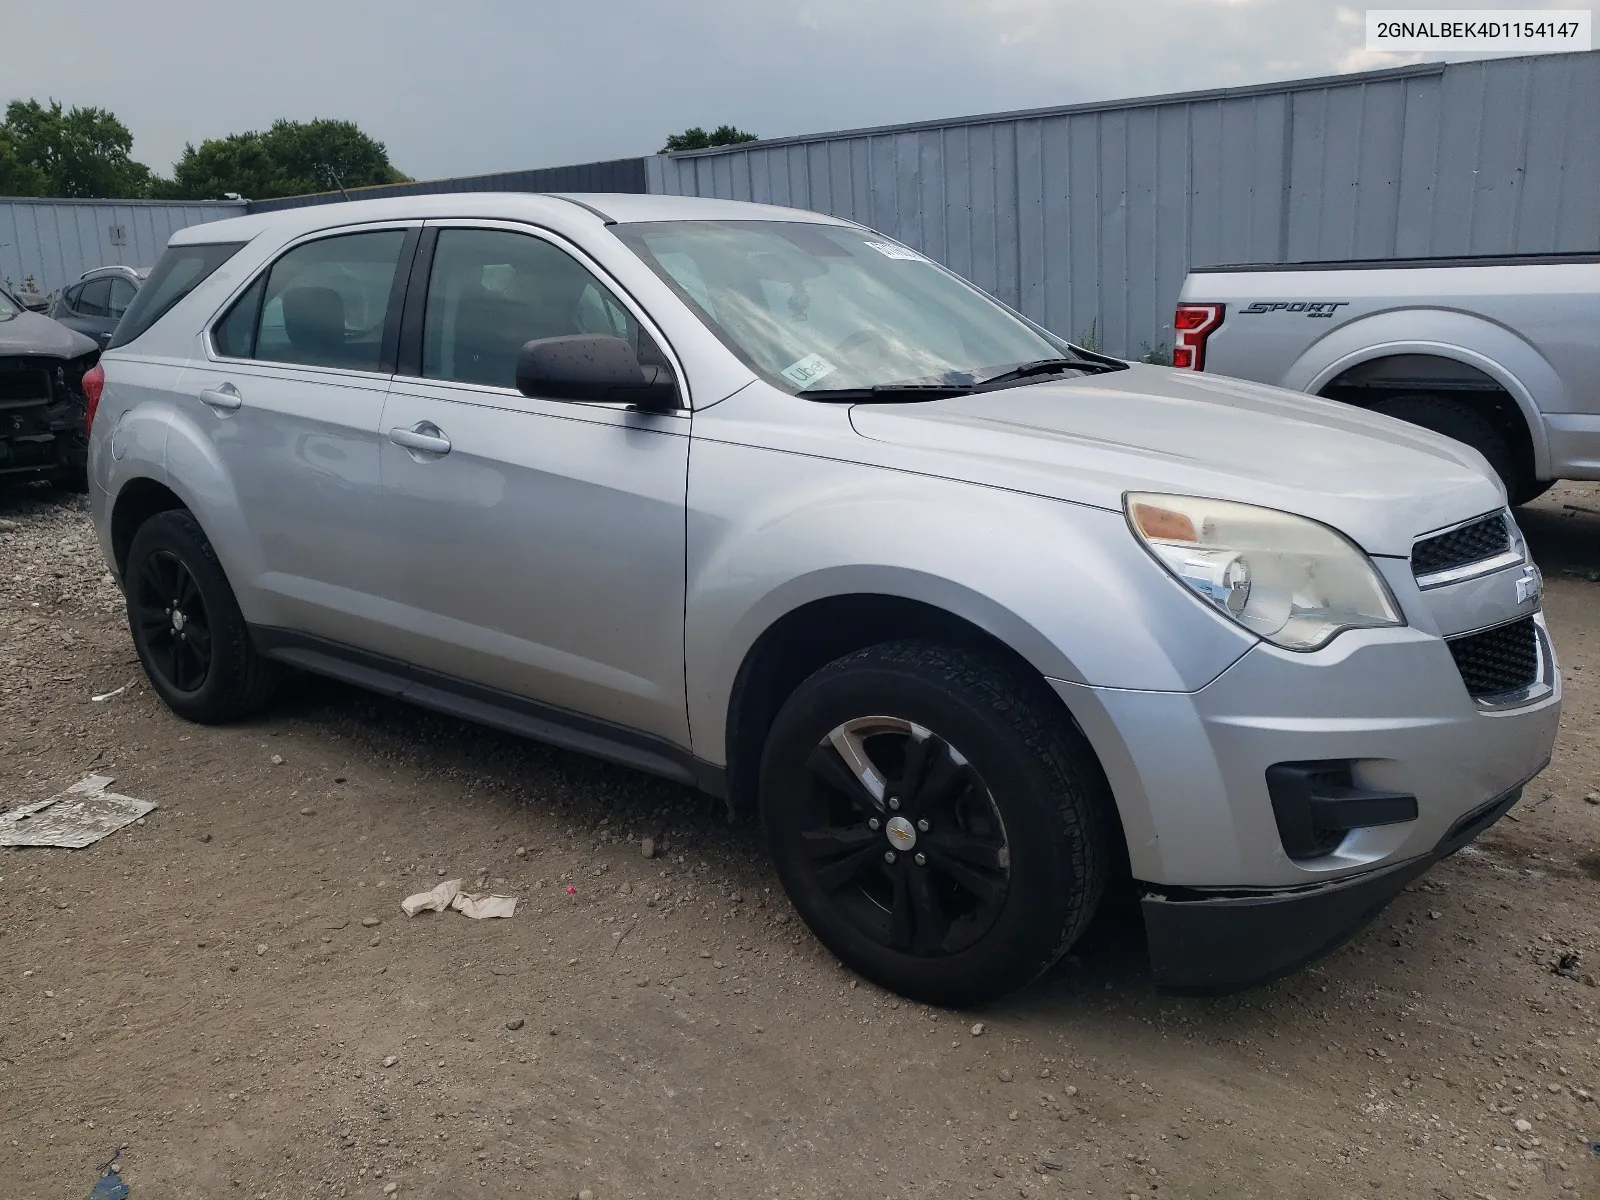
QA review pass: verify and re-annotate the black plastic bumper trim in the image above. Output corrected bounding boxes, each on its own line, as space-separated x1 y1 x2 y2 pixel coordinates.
1141 764 1546 994
1266 760 1418 860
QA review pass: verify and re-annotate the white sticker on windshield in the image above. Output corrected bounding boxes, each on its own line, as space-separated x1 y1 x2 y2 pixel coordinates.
864 240 927 262
780 353 838 388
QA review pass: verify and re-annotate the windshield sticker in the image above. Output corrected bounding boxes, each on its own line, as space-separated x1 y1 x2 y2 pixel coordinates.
780 353 838 388
864 241 927 262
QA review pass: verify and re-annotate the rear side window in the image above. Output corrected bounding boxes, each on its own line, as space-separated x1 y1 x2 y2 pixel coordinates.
217 230 405 372
77 278 113 317
107 241 246 349
107 276 137 318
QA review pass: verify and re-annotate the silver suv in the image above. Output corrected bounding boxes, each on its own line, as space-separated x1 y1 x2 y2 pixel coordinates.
86 194 1559 1004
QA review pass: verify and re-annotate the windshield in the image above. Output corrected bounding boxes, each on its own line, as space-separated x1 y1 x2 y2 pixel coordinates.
615 220 1081 395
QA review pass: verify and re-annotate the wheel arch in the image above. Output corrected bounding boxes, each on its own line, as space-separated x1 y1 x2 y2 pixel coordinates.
109 476 187 578
1317 352 1539 496
1281 309 1558 481
718 590 1130 874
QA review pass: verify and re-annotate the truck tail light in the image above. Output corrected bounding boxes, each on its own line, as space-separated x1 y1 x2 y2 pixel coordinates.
1172 303 1224 370
81 363 105 434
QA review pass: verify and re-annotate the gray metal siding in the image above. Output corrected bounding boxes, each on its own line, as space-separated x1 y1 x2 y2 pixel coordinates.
0 199 246 297
648 51 1600 358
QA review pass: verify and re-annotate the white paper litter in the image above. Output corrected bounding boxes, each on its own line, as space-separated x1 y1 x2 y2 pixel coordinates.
91 681 133 702
0 775 156 848
400 878 516 920
401 878 460 916
451 892 517 920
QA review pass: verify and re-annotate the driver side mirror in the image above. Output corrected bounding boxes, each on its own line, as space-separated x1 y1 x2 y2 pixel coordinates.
515 335 679 411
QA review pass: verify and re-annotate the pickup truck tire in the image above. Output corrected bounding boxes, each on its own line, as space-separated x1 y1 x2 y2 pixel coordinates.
124 509 279 724
1369 394 1523 501
759 640 1111 1006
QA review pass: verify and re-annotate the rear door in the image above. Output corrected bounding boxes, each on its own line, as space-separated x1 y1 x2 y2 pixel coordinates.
376 221 691 744
181 223 419 648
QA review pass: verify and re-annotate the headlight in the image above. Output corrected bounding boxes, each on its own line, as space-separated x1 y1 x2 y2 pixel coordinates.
1125 493 1402 651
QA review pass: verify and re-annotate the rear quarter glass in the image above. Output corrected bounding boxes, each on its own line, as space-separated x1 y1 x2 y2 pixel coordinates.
107 241 247 350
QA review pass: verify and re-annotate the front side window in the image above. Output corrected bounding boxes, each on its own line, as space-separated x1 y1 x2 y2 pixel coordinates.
615 220 1096 396
421 228 657 389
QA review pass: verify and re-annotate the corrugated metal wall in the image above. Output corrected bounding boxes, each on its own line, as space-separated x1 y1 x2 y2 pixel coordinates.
0 198 247 298
648 51 1600 358
245 156 648 214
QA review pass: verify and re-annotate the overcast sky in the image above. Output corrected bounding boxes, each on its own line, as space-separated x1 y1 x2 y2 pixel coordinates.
2 0 1589 181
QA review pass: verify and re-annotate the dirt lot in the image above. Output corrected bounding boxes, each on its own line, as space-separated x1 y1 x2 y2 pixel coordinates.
2 483 1599 1200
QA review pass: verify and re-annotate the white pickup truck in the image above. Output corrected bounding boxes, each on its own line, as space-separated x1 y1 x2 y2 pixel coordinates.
1175 253 1600 504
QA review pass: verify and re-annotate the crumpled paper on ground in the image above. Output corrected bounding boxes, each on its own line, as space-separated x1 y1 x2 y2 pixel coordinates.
400 879 517 920
0 775 155 848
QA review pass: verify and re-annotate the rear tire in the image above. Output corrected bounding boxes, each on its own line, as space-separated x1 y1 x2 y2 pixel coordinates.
759 640 1112 1007
1369 393 1524 501
125 509 278 724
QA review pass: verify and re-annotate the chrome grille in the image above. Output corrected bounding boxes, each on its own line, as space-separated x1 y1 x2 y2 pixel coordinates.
1412 513 1511 580
1447 616 1539 699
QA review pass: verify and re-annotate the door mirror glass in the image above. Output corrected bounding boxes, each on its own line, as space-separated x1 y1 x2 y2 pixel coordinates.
516 335 679 410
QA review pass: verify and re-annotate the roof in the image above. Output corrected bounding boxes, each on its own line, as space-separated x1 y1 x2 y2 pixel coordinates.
168 191 854 246
79 264 150 282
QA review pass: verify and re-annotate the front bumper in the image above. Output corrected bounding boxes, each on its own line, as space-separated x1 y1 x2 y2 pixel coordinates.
1139 773 1533 992
1050 612 1559 990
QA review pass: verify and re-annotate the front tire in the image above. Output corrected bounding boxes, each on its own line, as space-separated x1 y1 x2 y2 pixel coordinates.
760 641 1112 1006
125 509 278 723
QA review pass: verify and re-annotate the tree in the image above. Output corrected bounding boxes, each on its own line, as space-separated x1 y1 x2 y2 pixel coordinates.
0 124 47 196
1 100 152 198
163 118 408 201
660 124 758 154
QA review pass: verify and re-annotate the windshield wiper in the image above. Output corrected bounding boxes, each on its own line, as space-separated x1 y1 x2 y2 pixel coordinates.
797 382 977 403
974 357 1122 389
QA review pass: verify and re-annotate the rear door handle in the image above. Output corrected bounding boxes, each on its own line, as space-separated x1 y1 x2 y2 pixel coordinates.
388 421 452 456
199 383 242 411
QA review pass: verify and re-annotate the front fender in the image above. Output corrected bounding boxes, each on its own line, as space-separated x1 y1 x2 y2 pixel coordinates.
683 442 1257 766
1282 309 1558 477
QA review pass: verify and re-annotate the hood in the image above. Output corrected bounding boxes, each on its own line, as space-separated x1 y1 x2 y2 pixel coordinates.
847 364 1505 557
0 309 98 359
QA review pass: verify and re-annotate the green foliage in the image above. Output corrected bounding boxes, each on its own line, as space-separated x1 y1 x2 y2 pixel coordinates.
1074 318 1101 354
660 124 758 154
1139 341 1174 366
163 118 407 201
0 100 151 198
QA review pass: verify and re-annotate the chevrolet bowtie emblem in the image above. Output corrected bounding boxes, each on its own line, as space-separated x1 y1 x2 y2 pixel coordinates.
1515 567 1542 605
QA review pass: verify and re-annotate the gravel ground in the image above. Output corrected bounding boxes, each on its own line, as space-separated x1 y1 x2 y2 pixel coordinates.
2 481 1599 1200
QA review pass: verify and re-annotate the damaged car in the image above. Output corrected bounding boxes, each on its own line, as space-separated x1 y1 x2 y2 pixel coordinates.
0 282 99 489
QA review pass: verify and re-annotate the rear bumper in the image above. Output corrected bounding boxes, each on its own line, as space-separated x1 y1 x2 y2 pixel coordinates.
1140 776 1531 992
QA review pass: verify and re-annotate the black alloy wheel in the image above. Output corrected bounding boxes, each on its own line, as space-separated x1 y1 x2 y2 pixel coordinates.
124 508 278 723
133 549 213 693
761 640 1111 1006
801 716 1011 956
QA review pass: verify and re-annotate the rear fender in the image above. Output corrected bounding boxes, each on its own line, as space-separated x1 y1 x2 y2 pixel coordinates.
1283 310 1558 478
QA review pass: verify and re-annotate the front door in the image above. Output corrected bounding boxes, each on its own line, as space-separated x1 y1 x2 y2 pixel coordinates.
181 225 415 648
377 222 691 745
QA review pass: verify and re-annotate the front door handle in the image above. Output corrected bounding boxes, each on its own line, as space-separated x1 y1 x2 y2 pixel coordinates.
199 383 242 412
388 421 452 456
